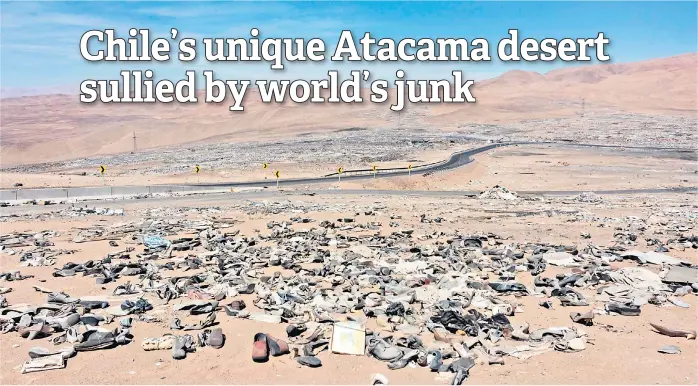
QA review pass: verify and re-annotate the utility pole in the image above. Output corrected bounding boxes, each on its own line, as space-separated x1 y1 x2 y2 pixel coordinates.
132 131 137 154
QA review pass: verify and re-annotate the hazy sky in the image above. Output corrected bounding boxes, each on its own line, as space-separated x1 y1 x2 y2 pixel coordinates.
1 1 696 95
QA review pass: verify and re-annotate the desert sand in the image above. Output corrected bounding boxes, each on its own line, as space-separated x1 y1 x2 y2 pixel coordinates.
0 191 696 385
1 51 697 386
1 53 696 166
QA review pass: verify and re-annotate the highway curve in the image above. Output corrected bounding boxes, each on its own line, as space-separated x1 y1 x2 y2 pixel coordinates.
1 142 695 202
191 142 509 188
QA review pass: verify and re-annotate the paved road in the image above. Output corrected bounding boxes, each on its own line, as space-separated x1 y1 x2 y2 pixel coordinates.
1 141 694 202
0 142 508 201
190 142 509 186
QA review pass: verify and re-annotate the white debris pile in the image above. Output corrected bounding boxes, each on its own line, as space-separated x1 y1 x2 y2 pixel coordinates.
67 207 124 216
479 186 520 200
573 192 603 203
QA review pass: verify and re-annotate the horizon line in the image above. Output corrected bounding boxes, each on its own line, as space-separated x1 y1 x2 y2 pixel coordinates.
1 51 695 100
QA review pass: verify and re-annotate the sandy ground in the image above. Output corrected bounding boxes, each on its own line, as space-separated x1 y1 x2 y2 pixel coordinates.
0 192 696 385
1 54 695 166
0 143 456 189
0 44 695 386
340 145 697 192
2 145 696 192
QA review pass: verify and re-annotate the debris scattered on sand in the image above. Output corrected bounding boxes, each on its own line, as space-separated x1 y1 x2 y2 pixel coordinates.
0 195 696 383
657 345 681 354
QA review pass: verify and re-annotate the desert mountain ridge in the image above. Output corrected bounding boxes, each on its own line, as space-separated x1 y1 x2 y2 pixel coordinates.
1 53 696 166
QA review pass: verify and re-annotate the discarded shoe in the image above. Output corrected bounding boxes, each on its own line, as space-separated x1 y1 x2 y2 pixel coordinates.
539 301 553 309
113 282 138 296
570 311 595 326
371 373 389 385
303 339 329 357
238 283 256 294
296 355 322 367
227 300 246 311
488 282 528 293
173 300 219 315
114 326 133 345
172 334 195 359
605 302 641 316
267 335 290 356
208 328 224 349
52 269 76 278
387 349 420 370
47 313 81 331
286 323 307 338
450 357 475 385
530 327 573 341
74 330 116 351
427 350 443 371
555 337 586 352
252 333 269 363
28 346 76 360
80 314 106 326
121 298 153 314
19 322 52 340
171 312 217 331
80 300 109 310
369 339 403 362
47 292 79 304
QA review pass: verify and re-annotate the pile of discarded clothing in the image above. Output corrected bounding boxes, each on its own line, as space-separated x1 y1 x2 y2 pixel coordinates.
0 292 133 374
1 207 696 384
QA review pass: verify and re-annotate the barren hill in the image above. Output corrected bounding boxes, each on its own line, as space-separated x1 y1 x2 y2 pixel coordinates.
1 53 695 166
429 52 697 123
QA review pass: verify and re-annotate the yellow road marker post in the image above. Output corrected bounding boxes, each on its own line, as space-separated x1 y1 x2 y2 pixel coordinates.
408 164 412 177
274 170 280 188
195 165 200 183
99 165 106 186
337 167 343 183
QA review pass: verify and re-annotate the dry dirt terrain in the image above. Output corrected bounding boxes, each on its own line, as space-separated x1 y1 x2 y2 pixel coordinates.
1 142 696 192
1 53 696 166
0 52 697 386
0 191 697 385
